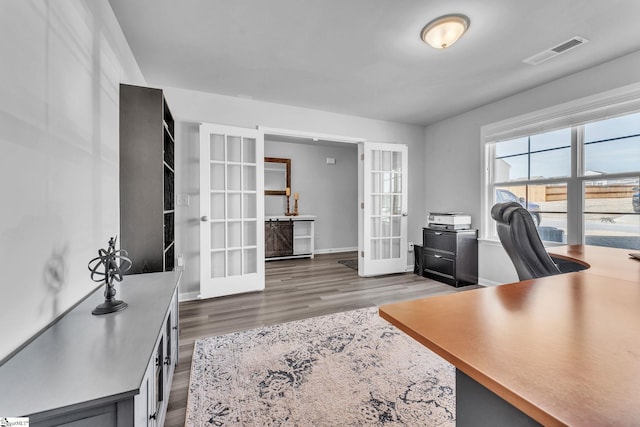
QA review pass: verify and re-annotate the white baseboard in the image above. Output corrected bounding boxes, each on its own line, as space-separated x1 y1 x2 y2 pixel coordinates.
315 246 358 255
179 291 200 302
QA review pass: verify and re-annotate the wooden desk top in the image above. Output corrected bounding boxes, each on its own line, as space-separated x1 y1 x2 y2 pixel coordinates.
379 245 640 426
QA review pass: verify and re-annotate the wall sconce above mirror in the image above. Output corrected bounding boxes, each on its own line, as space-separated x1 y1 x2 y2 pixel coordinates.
264 157 291 196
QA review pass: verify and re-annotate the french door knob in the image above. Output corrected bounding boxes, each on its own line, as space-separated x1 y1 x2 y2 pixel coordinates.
201 216 209 222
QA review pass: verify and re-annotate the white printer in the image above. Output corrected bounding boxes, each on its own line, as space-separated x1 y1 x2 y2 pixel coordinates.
427 212 471 230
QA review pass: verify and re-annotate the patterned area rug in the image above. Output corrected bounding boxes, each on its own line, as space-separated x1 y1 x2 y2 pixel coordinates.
337 258 358 270
186 308 455 426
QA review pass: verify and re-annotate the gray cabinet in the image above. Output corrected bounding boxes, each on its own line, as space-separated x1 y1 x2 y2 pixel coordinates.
120 84 175 274
0 272 181 427
422 228 478 287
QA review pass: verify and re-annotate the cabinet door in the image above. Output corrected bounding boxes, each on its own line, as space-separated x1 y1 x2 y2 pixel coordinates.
265 221 293 257
134 359 153 427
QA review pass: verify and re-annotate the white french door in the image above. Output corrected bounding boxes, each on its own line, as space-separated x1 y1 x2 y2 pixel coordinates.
360 142 408 276
199 123 264 299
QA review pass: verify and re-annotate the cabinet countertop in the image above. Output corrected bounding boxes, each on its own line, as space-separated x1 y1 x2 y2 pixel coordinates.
266 215 316 221
0 271 181 418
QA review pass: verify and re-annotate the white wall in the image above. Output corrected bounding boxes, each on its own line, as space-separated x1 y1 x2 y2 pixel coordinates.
424 49 640 286
0 0 145 362
164 87 426 300
264 140 358 252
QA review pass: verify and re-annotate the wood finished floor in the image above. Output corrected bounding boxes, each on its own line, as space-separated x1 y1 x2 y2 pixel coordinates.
165 252 478 426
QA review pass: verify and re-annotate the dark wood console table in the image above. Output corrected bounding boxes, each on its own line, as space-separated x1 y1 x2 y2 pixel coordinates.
380 245 640 426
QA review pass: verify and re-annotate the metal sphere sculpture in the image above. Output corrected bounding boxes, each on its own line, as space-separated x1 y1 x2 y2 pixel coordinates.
88 237 132 315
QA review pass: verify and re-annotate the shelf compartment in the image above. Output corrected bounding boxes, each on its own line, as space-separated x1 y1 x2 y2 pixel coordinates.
164 212 174 248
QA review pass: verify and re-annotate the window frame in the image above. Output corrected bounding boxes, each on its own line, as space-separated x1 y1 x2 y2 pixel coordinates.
481 82 640 243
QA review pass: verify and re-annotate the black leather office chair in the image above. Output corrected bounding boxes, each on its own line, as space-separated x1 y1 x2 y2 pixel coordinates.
491 202 561 281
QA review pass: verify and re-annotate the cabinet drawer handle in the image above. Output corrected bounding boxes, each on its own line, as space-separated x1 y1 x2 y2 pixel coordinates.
433 254 442 258
434 232 442 235
164 356 172 366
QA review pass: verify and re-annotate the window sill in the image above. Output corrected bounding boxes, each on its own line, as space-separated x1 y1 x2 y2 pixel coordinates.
479 237 567 248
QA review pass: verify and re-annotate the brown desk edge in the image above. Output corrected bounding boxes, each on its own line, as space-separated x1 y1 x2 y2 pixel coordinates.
379 245 640 426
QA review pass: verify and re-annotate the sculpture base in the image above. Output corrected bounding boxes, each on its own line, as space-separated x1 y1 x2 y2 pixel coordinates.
92 300 128 315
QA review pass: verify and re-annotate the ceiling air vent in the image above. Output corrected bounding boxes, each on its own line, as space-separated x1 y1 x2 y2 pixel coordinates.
523 36 589 66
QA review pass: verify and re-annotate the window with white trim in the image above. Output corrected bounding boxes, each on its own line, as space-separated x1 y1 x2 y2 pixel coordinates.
485 111 640 250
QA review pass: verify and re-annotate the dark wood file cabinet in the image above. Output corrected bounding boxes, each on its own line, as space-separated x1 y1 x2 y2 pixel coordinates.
422 228 478 287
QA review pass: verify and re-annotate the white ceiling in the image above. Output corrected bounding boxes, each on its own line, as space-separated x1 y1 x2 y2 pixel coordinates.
108 0 640 126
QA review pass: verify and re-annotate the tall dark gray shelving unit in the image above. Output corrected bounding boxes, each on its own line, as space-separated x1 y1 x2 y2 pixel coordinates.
120 84 175 274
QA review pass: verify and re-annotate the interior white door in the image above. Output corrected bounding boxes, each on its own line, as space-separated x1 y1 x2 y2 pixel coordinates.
360 142 408 276
199 123 264 298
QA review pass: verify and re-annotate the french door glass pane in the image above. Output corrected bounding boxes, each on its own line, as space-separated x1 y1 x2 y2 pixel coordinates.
244 249 257 274
372 172 381 193
228 250 241 276
371 151 380 170
392 152 402 171
243 166 256 191
382 151 391 171
210 134 224 161
243 194 256 218
243 221 256 246
210 164 224 190
211 194 225 220
392 217 401 237
372 218 381 238
243 137 256 163
227 165 241 191
228 222 241 248
371 195 381 214
372 240 380 260
227 194 241 219
211 252 225 278
391 238 401 259
392 195 402 215
210 223 225 250
227 136 241 162
380 218 390 237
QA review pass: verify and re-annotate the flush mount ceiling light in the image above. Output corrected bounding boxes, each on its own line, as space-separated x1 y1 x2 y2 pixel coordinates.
420 14 470 49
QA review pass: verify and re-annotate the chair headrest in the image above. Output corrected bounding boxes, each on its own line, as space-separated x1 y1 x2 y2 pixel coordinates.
491 202 524 225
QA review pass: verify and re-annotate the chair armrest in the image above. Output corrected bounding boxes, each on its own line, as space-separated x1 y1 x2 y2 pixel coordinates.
550 255 588 274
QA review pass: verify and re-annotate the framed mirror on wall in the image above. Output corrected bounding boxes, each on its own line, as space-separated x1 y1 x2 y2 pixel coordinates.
264 157 291 195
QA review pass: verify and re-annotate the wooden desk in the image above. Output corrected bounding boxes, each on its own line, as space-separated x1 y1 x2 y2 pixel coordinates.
379 245 640 426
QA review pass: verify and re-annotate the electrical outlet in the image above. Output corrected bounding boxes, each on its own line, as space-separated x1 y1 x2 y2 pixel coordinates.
408 242 414 252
